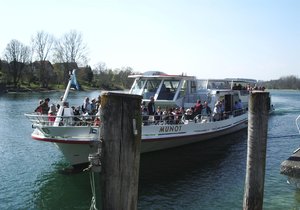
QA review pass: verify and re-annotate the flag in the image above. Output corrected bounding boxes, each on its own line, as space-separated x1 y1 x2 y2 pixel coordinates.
70 69 80 90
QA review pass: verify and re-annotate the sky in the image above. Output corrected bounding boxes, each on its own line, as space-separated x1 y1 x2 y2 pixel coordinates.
1 0 299 81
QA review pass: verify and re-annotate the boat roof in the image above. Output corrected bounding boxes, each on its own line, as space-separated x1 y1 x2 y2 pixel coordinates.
128 71 257 84
128 71 195 79
224 78 257 83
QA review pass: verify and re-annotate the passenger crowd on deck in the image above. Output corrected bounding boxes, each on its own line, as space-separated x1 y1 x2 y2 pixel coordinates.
33 92 246 127
232 83 266 91
139 95 245 125
34 95 101 126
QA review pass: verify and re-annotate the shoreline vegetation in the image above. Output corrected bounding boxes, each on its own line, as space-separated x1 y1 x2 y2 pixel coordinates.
1 74 300 94
0 85 121 93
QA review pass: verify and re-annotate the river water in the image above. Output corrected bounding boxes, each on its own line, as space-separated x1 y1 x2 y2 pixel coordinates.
1 90 300 209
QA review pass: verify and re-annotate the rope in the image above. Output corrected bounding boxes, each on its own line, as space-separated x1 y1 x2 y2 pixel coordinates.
89 172 98 210
87 141 102 210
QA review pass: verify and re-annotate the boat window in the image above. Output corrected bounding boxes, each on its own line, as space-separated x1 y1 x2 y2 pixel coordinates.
191 80 197 93
157 80 180 100
197 80 208 90
143 79 161 99
178 80 187 98
130 79 146 95
207 80 231 89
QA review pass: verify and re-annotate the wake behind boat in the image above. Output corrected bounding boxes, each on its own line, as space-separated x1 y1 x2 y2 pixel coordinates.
25 70 269 167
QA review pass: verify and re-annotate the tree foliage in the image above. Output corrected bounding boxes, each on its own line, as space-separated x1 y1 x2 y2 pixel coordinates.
91 64 134 90
263 75 300 90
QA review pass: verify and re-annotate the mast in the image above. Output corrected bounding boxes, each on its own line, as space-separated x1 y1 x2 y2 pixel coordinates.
53 69 76 126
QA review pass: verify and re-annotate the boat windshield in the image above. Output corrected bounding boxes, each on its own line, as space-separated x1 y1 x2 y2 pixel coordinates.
130 78 182 100
130 78 162 99
130 79 146 95
143 79 161 99
157 80 180 100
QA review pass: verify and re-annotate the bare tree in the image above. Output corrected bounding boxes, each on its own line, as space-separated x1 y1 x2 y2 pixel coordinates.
31 31 55 87
53 30 88 84
23 42 35 86
93 62 107 74
53 30 88 64
32 30 54 61
4 39 30 87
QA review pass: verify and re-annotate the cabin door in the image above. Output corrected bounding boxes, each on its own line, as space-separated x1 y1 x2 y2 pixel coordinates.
224 94 233 112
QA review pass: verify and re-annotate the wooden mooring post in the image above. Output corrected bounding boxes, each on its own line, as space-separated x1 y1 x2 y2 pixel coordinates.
243 91 269 210
99 92 142 210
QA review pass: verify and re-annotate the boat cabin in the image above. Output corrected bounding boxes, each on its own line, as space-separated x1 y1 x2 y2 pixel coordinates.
129 71 198 108
128 71 253 114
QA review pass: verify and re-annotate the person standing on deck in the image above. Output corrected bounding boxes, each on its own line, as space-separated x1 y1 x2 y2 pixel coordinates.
194 100 203 116
82 97 92 114
34 99 44 114
40 98 50 115
201 101 212 116
147 96 156 115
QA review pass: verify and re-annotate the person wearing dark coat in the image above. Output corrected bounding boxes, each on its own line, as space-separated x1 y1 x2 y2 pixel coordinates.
147 96 155 115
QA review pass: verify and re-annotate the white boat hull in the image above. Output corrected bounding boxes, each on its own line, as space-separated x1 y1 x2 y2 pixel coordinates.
31 114 248 167
54 143 98 166
141 118 247 153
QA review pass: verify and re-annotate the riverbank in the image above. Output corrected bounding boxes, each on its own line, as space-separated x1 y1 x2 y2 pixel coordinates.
1 85 123 94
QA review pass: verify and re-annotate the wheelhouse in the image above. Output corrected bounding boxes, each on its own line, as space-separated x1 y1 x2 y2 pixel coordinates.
129 71 197 108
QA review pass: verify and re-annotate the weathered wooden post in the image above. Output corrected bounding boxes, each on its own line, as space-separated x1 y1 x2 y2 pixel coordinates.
243 91 269 210
100 92 142 210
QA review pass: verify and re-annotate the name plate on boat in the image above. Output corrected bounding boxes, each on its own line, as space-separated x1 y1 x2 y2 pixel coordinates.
159 125 182 133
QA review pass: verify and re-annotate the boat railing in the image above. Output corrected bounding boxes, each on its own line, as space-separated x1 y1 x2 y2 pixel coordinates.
25 107 247 128
142 108 247 126
143 114 186 125
24 113 100 127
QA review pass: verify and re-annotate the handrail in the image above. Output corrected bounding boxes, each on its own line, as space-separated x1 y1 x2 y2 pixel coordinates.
24 113 99 127
141 108 247 126
25 107 247 127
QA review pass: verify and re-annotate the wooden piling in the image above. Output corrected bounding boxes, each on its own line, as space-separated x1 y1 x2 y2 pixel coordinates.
243 91 269 210
100 92 142 210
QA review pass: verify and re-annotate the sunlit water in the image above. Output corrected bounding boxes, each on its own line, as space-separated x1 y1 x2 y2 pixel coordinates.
1 90 300 209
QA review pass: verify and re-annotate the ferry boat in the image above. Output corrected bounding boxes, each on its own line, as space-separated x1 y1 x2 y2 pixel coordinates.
25 70 268 168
